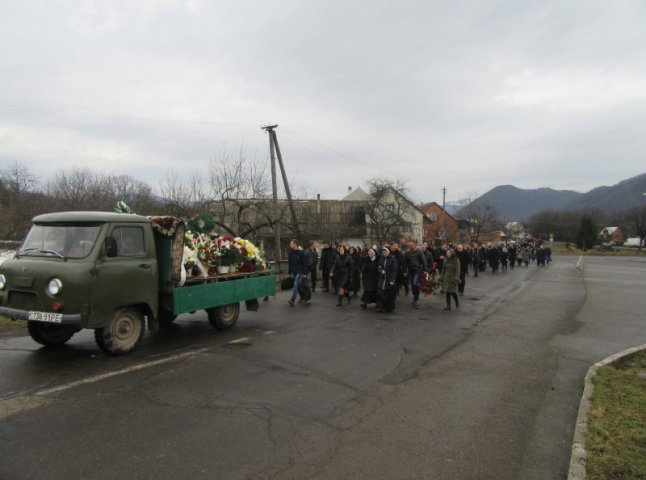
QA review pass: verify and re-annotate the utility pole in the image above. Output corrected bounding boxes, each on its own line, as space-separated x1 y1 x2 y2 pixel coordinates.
271 129 300 237
441 186 447 242
262 125 282 263
262 124 300 262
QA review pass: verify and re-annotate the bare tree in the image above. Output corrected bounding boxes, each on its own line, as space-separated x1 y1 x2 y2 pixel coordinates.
158 146 287 245
158 169 211 217
0 162 44 240
365 177 413 244
528 208 608 242
46 168 110 210
107 175 156 214
45 168 155 213
623 206 646 250
207 148 286 240
456 193 500 242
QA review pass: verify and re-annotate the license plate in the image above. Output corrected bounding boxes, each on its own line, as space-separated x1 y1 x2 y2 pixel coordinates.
28 311 63 323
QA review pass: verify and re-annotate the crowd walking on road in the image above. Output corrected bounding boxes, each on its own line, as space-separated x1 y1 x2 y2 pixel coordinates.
287 237 552 313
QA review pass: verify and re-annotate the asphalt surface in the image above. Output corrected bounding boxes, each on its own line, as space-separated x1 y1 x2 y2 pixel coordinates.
0 255 644 479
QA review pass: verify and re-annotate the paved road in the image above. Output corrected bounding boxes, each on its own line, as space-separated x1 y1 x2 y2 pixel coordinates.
0 256 644 479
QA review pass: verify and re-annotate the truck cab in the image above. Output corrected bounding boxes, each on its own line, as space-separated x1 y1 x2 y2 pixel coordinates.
0 212 158 354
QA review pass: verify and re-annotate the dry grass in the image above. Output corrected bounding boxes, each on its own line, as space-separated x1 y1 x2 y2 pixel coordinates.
0 315 25 327
586 351 646 480
550 243 646 257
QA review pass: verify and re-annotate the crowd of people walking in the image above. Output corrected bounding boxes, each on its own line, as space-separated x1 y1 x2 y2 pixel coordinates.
287 238 552 312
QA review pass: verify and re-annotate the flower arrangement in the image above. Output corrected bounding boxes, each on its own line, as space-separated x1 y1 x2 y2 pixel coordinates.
183 229 267 274
183 245 198 269
214 237 244 266
420 271 442 296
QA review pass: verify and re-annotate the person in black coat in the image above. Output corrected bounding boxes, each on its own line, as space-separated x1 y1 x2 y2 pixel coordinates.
404 241 428 307
349 246 363 297
287 239 305 306
330 245 353 306
360 248 380 309
319 241 336 292
302 241 318 294
391 242 407 296
377 246 398 313
455 244 471 295
487 243 500 274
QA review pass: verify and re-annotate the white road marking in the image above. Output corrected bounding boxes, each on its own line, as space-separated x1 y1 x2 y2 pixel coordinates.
0 347 209 421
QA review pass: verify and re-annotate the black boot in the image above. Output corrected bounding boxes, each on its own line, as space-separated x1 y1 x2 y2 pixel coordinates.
336 295 343 307
346 294 351 305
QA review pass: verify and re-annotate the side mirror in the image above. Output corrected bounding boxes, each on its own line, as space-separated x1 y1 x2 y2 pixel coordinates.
104 237 118 257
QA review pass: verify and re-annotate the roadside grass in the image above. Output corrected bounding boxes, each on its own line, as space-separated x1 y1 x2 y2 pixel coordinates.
586 351 646 480
550 243 646 257
0 315 24 327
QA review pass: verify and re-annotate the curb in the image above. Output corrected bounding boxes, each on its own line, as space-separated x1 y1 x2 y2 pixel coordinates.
567 343 646 480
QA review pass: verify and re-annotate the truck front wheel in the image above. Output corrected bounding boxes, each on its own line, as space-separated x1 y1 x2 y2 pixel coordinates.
95 307 145 355
206 303 240 330
28 321 77 346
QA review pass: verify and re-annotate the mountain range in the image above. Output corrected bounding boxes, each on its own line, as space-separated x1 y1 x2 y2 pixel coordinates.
464 173 646 221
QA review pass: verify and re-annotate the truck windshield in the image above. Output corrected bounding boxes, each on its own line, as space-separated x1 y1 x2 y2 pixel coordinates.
19 224 102 259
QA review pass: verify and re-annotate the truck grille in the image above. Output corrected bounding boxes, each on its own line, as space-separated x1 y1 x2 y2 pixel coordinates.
8 291 44 311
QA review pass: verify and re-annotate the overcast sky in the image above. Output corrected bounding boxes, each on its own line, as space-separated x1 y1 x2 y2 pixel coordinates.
1 0 645 203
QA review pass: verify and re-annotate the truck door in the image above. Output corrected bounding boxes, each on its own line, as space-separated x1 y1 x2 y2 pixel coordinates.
90 224 158 328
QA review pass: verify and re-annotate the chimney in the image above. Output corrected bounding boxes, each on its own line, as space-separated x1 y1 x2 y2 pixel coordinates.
348 186 352 192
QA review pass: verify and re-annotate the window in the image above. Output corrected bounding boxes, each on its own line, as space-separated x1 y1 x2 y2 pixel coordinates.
429 212 437 222
112 227 145 256
20 224 101 259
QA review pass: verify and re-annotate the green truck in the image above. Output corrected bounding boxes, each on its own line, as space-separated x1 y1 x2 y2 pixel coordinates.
0 212 275 355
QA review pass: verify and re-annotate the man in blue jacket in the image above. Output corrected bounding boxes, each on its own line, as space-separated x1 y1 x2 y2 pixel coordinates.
288 238 304 306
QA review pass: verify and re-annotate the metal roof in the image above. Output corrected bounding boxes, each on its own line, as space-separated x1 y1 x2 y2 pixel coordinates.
32 211 151 223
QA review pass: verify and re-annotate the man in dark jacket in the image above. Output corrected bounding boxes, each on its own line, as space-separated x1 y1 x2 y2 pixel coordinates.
422 242 434 272
390 242 407 296
404 241 428 307
303 241 318 293
455 243 471 295
319 241 336 292
287 239 304 306
377 246 398 313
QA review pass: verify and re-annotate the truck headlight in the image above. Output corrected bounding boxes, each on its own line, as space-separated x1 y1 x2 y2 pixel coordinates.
0 274 5 290
47 278 63 296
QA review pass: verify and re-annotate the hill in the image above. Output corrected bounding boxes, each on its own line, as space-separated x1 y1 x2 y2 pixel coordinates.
467 185 581 221
462 173 646 221
565 173 646 213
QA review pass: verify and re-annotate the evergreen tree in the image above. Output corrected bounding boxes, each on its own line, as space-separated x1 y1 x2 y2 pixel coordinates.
575 215 598 251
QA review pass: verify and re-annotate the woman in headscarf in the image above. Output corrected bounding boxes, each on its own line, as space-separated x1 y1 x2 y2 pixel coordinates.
330 245 353 306
360 248 380 309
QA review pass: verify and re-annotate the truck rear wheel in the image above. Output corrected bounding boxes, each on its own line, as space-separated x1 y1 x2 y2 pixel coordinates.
206 303 240 330
95 307 145 355
28 321 77 346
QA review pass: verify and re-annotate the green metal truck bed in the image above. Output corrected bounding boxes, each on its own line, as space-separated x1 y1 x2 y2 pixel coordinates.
172 271 275 314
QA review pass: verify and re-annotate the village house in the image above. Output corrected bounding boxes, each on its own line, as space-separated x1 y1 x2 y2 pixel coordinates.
599 226 624 245
421 202 458 245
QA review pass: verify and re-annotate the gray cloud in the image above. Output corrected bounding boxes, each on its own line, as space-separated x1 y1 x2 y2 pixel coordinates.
1 0 645 203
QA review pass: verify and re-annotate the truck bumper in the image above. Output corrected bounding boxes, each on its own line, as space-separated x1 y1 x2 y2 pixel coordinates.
0 306 82 326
